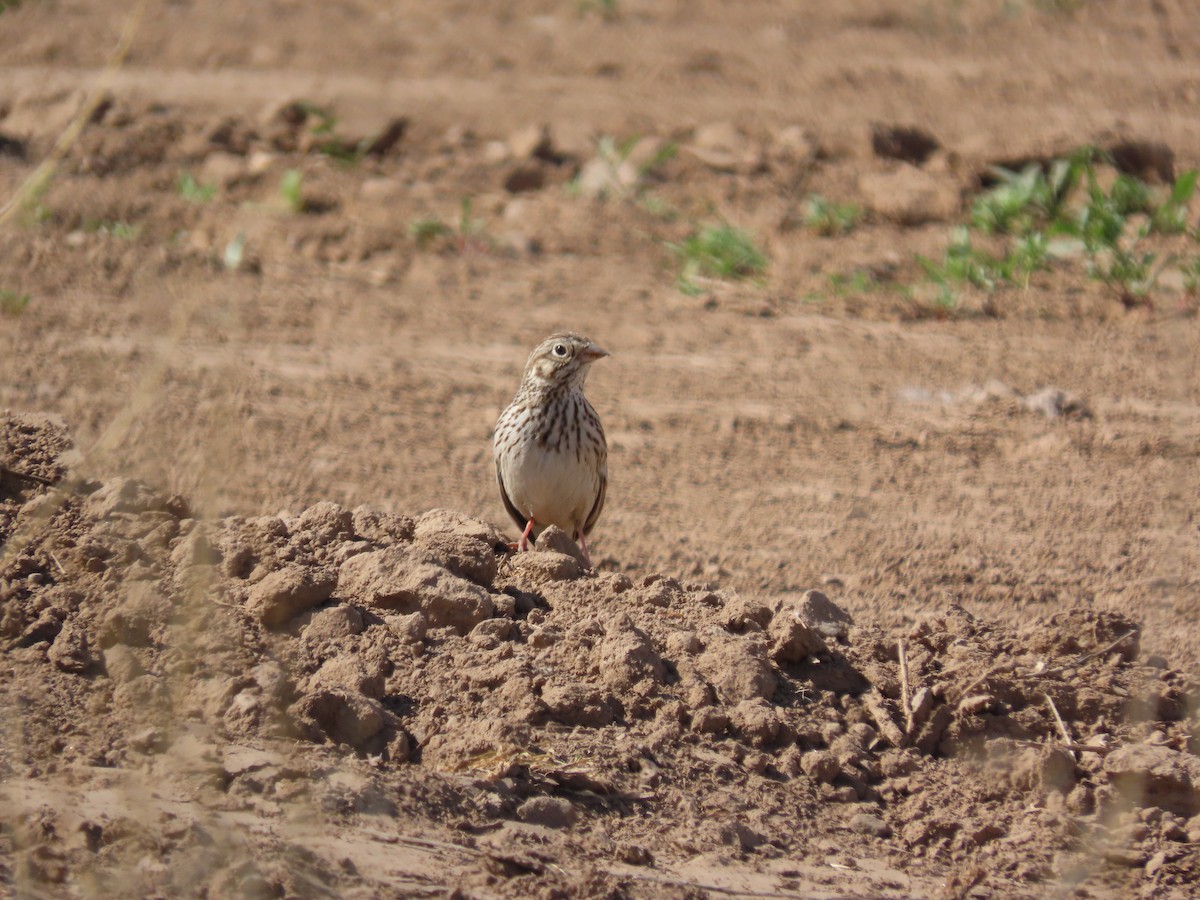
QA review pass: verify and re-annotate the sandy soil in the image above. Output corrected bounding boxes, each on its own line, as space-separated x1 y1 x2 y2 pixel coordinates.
1 1 1198 897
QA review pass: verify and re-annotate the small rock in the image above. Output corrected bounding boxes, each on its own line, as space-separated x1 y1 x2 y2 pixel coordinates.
534 526 587 566
597 616 665 691
688 121 760 172
351 507 415 545
414 509 507 547
102 644 146 683
541 683 616 727
509 123 556 161
696 629 777 703
309 654 387 699
690 706 730 734
507 550 582 583
1105 743 1200 817
849 813 893 838
48 622 92 673
291 688 385 750
98 582 167 648
303 604 365 642
385 611 427 644
770 612 828 663
471 618 514 644
858 166 959 226
796 590 853 641
248 565 337 627
517 796 577 829
412 530 499 586
730 698 784 747
338 550 494 633
801 750 841 783
715 821 766 851
84 478 171 518
296 501 354 542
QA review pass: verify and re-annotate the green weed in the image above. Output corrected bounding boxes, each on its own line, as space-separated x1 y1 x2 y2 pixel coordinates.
0 289 30 316
279 169 305 214
970 158 1079 235
1150 169 1198 235
178 171 217 204
409 199 492 253
1089 243 1173 306
803 194 862 236
673 223 767 293
86 220 142 239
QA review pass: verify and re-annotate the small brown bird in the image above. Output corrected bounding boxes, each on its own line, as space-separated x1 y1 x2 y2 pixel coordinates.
493 333 609 566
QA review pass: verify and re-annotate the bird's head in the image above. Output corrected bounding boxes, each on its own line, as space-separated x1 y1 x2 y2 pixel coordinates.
524 332 609 390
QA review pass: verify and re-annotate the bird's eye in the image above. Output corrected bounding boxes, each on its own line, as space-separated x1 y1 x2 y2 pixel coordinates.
553 344 567 357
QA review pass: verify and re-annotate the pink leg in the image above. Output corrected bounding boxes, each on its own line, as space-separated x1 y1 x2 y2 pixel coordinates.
518 518 536 552
578 531 593 569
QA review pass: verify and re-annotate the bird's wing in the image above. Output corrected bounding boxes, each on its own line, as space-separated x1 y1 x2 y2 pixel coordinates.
496 459 527 532
582 466 606 538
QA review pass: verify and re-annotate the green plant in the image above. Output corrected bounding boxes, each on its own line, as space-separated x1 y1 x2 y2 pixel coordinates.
1089 243 1174 306
86 220 142 239
803 194 861 236
0 289 29 316
409 216 453 248
178 171 217 204
918 227 997 291
672 223 767 293
971 158 1080 235
292 100 377 164
1150 170 1198 235
408 199 492 253
572 135 678 202
279 169 305 214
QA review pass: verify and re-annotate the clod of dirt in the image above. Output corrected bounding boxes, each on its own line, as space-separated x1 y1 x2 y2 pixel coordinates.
695 627 778 703
870 123 941 166
795 589 854 641
517 796 578 829
858 165 959 225
688 121 763 173
247 564 337 626
338 548 494 631
1105 743 1200 817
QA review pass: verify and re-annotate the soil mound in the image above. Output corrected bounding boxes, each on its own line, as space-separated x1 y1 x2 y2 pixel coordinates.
2 412 1198 898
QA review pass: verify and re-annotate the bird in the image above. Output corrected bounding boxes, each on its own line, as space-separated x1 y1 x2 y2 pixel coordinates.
493 332 609 567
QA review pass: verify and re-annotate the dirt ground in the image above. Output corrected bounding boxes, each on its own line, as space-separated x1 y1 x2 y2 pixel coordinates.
1 1 1199 897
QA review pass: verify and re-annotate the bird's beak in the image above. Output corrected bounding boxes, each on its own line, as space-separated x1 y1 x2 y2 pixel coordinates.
579 343 609 363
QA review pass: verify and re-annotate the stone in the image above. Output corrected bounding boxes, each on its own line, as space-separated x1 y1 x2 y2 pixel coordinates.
696 629 777 703
849 813 893 838
858 166 959 226
796 589 854 641
770 611 828 663
248 565 337 626
303 604 365 642
291 689 385 750
338 549 493 633
507 550 581 583
517 796 577 829
1105 743 1200 817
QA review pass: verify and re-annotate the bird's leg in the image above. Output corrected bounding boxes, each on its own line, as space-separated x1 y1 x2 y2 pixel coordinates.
518 517 536 552
577 531 593 569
